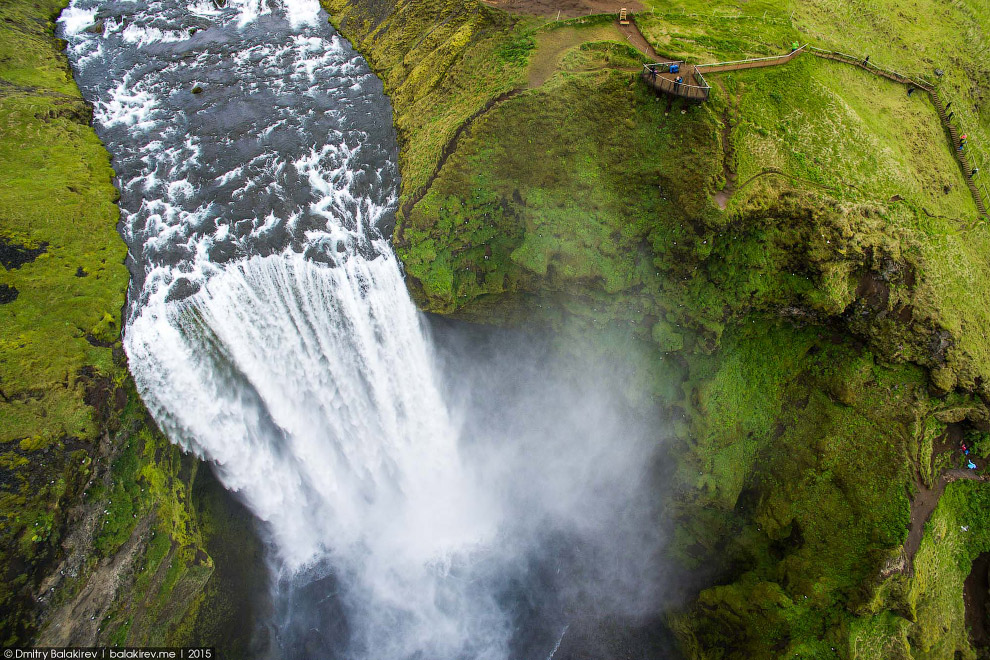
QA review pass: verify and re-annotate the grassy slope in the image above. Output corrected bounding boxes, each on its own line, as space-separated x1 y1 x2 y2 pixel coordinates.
325 0 990 657
322 0 533 201
0 0 260 645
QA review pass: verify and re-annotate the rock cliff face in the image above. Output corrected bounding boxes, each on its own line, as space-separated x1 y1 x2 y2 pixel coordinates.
0 0 264 648
323 0 990 657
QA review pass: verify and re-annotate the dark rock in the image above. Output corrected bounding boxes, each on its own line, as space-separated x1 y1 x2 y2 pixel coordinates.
0 238 48 270
75 266 88 277
0 284 18 304
165 277 201 302
84 334 114 348
191 85 203 94
85 21 104 34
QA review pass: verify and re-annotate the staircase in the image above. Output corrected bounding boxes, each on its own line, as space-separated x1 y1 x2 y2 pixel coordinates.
931 88 988 218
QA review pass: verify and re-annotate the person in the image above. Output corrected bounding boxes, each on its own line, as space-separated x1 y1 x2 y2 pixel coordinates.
791 41 799 52
674 75 683 90
959 134 968 151
945 101 952 111
907 86 915 96
648 64 657 81
973 168 979 177
863 54 870 65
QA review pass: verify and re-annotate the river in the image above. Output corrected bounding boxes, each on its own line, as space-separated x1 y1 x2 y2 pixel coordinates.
59 1 671 657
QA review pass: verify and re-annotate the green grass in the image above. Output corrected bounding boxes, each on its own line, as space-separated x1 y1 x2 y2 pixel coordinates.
322 0 533 201
0 0 130 641
669 320 941 659
397 65 720 317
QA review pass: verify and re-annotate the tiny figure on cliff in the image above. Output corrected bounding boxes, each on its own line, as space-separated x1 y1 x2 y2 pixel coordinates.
907 86 915 96
973 168 979 177
959 134 968 150
674 75 683 90
648 64 657 81
791 41 799 52
863 54 870 65
968 460 978 469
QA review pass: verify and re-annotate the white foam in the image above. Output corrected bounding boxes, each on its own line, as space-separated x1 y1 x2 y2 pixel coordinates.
282 0 321 26
97 78 159 130
125 251 508 658
121 23 188 45
58 4 97 36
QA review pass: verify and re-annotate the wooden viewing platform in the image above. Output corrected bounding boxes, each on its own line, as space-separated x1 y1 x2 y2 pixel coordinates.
641 61 710 101
633 22 988 221
641 46 807 102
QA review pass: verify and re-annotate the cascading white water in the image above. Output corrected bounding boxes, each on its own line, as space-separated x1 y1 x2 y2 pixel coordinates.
128 251 508 658
60 0 669 657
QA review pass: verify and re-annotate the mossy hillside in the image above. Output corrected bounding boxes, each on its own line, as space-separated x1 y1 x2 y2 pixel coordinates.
52 390 214 647
321 0 533 201
636 0 990 395
841 477 990 660
669 321 916 658
0 16 127 444
0 0 126 640
398 57 978 399
0 0 253 645
398 67 720 317
356 0 990 400
707 55 990 396
669 317 990 659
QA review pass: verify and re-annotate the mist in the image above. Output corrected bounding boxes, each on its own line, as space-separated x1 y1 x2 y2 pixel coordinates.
266 312 676 660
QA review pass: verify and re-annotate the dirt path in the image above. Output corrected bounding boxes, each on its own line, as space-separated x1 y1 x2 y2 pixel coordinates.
714 103 736 210
482 0 642 18
616 20 660 60
906 468 989 568
527 23 627 87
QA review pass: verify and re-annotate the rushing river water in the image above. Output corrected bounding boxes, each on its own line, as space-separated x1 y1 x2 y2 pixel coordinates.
60 1 670 658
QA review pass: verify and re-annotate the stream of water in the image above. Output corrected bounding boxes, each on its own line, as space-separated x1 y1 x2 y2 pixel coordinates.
60 1 669 657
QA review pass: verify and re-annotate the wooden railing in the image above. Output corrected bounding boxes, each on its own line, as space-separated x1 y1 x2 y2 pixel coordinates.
808 46 987 220
807 46 933 91
638 38 988 220
641 63 710 101
695 45 806 73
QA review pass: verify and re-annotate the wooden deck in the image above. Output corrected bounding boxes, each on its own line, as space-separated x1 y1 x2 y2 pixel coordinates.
641 62 710 101
641 46 807 102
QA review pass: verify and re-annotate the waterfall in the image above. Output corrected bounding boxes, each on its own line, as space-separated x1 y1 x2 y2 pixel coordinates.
60 0 668 657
